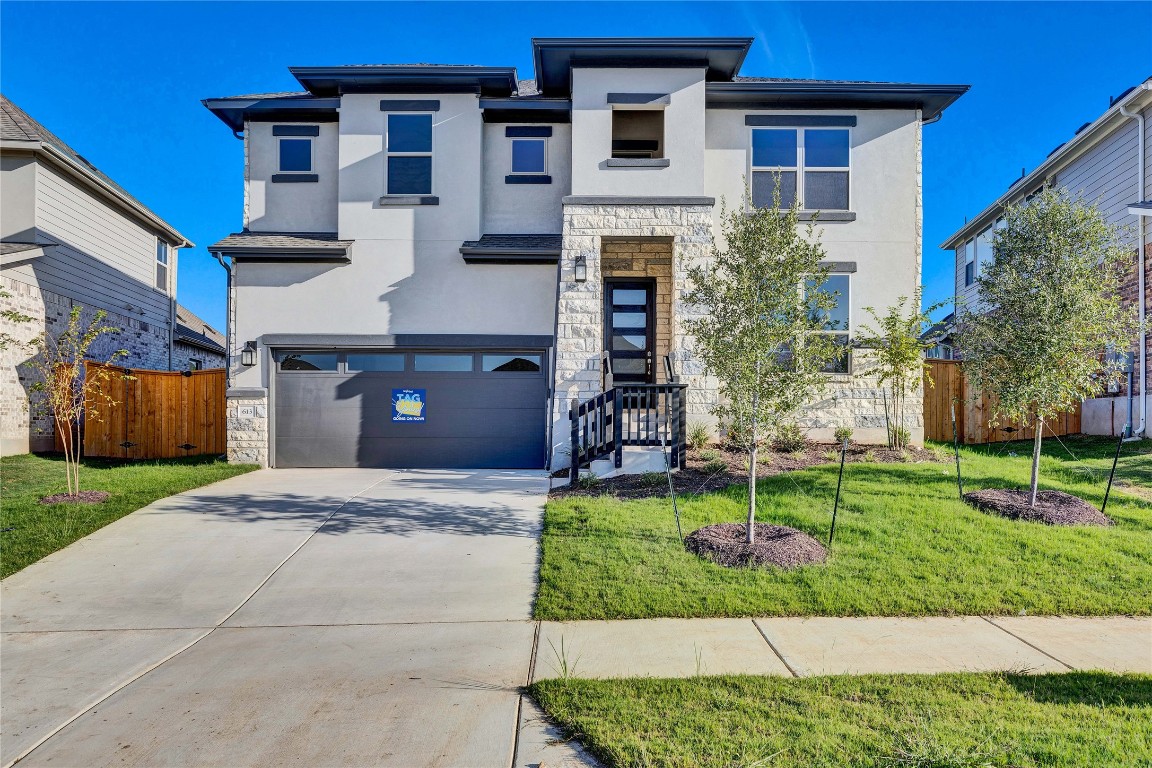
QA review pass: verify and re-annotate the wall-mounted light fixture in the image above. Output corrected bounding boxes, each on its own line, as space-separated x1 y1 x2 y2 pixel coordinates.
240 341 257 367
574 253 587 282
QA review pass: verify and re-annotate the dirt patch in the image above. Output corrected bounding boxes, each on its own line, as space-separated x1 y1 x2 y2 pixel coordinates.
964 489 1113 526
39 490 110 505
685 523 827 569
551 442 940 499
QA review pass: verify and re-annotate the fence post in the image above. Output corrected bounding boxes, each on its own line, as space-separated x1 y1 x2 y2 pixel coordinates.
951 399 964 499
613 388 623 468
1100 435 1124 517
828 437 848 547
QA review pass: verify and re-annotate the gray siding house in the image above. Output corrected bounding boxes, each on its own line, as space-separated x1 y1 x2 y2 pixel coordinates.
942 78 1152 438
0 95 219 455
204 37 967 469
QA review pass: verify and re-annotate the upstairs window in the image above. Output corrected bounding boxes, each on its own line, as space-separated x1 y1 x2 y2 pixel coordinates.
155 239 169 292
511 138 547 174
752 128 850 211
962 241 974 286
278 138 312 173
386 113 433 195
611 110 664 159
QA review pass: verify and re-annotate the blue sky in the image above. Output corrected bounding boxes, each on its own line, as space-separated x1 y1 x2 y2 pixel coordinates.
3 1 1149 329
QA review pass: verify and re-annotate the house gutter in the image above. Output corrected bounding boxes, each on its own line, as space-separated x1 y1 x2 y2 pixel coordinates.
211 251 233 388
1119 83 1150 437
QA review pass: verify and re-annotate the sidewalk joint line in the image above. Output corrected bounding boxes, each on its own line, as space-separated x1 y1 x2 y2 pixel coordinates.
980 616 1075 671
526 621 541 687
509 694 526 768
752 619 801 678
4 473 394 768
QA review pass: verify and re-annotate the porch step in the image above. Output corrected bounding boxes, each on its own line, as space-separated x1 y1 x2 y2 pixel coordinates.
589 446 670 479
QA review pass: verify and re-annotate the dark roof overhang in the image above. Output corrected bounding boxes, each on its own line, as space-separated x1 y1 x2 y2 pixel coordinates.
531 38 753 97
174 327 226 355
706 82 970 121
288 66 518 97
460 234 562 265
202 95 340 132
479 98 572 124
209 231 353 263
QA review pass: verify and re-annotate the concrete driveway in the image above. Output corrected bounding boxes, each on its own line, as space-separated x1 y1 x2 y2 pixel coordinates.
1 468 576 768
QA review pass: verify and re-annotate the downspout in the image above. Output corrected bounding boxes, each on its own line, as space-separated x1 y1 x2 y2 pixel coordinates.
212 251 233 389
1120 89 1148 437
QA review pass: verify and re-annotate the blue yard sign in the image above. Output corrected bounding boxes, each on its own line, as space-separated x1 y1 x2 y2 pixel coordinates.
392 388 426 422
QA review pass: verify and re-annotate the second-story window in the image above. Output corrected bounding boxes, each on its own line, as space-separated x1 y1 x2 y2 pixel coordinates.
386 113 433 195
511 138 547 175
278 138 313 174
962 241 975 286
612 110 664 159
752 128 850 211
155 239 169 292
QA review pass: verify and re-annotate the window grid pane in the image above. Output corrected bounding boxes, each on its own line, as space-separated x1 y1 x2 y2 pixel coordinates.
804 171 849 211
388 156 432 195
511 139 546 174
347 353 405 372
387 114 432 153
752 170 797 208
413 354 473 372
482 354 542 372
279 139 312 172
804 129 850 168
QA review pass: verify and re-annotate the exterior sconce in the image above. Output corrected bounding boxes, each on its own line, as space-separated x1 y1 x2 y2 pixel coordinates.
574 253 587 282
240 341 257 367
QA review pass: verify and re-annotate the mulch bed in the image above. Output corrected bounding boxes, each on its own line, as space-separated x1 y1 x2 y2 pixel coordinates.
39 490 110 505
551 442 940 499
685 523 828 569
963 489 1113 526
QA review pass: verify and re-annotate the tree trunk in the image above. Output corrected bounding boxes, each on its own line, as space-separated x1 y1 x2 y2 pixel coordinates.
1029 417 1044 507
747 439 758 545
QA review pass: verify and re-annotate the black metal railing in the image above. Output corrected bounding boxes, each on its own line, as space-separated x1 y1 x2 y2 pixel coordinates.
569 356 688 484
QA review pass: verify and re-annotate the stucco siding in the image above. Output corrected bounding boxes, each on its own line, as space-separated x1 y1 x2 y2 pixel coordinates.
481 122 569 233
570 68 707 198
246 121 339 233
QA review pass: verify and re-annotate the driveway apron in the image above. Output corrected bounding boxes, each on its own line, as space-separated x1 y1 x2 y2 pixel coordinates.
1 468 547 767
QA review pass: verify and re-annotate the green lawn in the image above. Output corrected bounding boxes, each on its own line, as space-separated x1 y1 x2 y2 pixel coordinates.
536 436 1152 619
531 672 1152 768
1 453 258 578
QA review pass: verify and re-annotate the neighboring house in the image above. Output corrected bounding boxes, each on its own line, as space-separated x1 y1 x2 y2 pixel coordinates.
921 312 956 360
203 37 967 469
942 78 1152 437
173 303 226 371
0 95 198 454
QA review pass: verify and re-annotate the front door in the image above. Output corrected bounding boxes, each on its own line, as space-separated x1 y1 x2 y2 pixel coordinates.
604 280 655 384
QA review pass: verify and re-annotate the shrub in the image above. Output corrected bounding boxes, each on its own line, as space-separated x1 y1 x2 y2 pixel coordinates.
699 448 722 463
822 449 839 462
575 472 602 490
703 458 728 475
639 471 666 487
834 425 854 444
863 449 877 462
687 422 712 452
757 452 773 466
773 423 807 453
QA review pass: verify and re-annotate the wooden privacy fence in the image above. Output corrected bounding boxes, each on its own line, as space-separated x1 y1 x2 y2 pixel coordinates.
922 359 1081 444
59 362 226 459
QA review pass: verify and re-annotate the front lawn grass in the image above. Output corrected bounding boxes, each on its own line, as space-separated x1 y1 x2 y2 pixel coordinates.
535 436 1152 619
531 671 1152 767
1 453 258 578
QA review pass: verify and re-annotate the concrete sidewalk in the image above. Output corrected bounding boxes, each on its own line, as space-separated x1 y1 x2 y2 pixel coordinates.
532 616 1152 681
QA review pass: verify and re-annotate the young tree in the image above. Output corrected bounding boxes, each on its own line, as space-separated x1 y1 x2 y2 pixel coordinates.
23 306 127 497
683 185 840 544
0 289 35 352
855 290 947 450
958 187 1141 506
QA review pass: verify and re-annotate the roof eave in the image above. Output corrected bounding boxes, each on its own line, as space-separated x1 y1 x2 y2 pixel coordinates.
941 79 1152 249
705 82 970 121
287 66 518 97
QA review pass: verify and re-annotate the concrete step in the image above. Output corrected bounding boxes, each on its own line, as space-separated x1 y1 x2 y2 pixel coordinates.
588 446 670 479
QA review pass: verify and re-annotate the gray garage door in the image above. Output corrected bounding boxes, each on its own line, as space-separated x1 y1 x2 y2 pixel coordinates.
274 349 548 469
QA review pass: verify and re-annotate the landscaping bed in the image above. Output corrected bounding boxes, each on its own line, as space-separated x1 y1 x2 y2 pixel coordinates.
535 436 1152 619
0 453 258 578
684 522 827 569
531 671 1152 768
965 488 1114 526
552 441 939 499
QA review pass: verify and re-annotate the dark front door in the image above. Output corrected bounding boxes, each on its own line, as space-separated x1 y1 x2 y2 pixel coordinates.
604 280 655 384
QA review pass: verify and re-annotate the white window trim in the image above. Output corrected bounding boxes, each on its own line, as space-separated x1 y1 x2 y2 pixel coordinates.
384 112 434 196
749 126 853 211
277 137 314 174
509 137 548 175
155 239 169 293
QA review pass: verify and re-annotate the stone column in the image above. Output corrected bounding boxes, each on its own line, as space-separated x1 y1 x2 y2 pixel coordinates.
226 388 269 466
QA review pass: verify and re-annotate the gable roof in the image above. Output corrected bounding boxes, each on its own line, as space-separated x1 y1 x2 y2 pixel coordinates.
0 95 191 247
174 304 226 356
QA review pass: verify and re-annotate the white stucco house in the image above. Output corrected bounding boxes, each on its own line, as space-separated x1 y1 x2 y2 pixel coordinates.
942 78 1152 439
0 95 224 455
203 37 967 470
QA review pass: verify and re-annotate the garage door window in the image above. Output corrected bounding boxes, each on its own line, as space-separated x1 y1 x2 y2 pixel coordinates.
277 352 338 371
413 353 474 372
347 353 405 372
482 354 541 372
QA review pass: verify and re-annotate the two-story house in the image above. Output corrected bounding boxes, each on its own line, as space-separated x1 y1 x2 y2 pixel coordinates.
0 95 222 455
942 78 1152 438
204 37 967 470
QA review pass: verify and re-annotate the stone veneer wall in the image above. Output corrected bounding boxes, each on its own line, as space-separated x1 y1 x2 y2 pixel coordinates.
1 274 175 454
600 239 673 370
799 349 924 445
552 202 719 467
225 391 269 466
